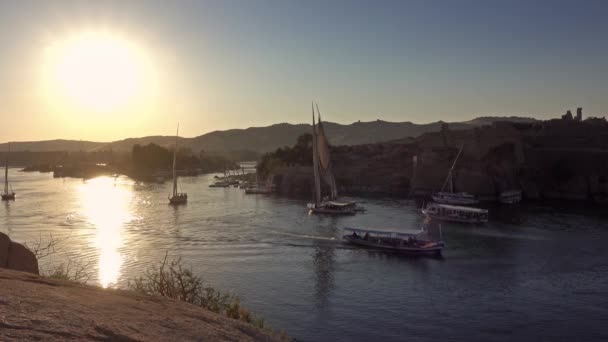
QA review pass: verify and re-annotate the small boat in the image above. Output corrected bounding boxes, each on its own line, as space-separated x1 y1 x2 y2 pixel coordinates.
432 145 479 205
307 103 359 215
308 201 356 215
342 227 445 255
500 189 522 204
168 125 187 205
1 144 15 201
421 202 488 223
432 191 478 205
209 181 230 188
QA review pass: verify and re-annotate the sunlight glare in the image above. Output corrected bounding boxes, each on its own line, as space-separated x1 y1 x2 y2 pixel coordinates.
79 177 133 288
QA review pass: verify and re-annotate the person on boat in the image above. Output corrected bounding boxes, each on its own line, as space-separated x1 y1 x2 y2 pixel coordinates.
363 232 369 240
352 231 359 239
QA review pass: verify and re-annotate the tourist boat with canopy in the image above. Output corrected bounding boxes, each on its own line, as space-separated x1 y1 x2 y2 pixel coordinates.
168 125 188 205
432 145 479 205
1 144 15 201
342 227 445 255
307 103 357 215
421 202 488 223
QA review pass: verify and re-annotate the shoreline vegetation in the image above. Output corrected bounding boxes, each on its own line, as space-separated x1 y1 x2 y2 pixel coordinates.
16 143 241 181
20 234 288 341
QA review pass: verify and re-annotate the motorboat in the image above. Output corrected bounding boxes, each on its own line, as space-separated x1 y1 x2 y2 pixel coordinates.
342 227 444 255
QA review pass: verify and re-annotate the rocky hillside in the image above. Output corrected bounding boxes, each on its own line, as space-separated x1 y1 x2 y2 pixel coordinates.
0 268 277 342
268 112 608 202
0 117 537 155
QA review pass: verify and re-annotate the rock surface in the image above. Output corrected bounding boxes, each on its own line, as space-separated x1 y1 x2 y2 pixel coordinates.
0 268 278 341
0 232 39 274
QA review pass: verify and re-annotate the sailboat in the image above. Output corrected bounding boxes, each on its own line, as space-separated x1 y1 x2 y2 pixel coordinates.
307 103 356 215
2 144 15 201
431 145 479 205
168 125 188 205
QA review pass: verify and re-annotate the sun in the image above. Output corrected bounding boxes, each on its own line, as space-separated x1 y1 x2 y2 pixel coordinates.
43 32 154 113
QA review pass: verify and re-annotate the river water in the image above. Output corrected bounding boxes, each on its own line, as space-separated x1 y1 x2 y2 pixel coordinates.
1 169 607 341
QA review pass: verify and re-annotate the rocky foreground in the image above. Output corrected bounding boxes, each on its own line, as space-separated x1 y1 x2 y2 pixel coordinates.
0 268 277 341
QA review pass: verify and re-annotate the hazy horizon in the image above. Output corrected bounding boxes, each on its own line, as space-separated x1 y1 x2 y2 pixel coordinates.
2 0 607 142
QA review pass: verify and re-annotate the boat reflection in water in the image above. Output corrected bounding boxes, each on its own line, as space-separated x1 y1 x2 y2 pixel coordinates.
78 177 133 288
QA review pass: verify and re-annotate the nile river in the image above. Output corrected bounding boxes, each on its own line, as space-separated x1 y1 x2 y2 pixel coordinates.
2 169 608 341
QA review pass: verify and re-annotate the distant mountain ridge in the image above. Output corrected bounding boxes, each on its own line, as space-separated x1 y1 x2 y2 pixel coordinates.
0 116 538 155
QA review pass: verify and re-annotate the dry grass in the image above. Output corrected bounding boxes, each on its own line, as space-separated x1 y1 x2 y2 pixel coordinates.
128 252 290 340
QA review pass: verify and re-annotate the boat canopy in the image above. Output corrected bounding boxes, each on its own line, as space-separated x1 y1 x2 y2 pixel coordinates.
430 203 488 213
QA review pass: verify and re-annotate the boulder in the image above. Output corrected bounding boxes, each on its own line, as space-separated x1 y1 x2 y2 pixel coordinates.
0 232 10 268
0 232 39 275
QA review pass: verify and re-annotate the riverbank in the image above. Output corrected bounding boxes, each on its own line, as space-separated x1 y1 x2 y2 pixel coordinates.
263 113 608 203
0 267 278 341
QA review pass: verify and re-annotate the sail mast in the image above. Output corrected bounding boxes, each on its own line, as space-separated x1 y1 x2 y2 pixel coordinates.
312 103 321 205
4 144 8 195
441 144 464 193
172 124 179 197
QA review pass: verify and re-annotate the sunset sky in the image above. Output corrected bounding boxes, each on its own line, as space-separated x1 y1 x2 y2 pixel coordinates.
1 0 607 142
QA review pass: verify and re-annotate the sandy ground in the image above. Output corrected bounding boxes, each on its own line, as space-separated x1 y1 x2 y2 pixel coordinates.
0 268 278 341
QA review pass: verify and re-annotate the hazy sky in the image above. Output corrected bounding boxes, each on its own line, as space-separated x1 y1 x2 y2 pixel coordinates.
1 0 607 142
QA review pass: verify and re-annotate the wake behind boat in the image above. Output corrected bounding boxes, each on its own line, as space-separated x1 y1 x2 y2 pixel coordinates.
343 227 445 255
308 103 358 215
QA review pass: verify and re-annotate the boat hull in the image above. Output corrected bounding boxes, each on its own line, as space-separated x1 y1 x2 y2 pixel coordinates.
168 194 188 205
1 193 15 201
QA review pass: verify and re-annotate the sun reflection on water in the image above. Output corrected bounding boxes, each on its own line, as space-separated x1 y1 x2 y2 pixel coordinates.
78 177 132 288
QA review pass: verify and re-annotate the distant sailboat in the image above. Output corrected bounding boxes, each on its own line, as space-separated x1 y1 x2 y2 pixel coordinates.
168 125 187 205
307 103 356 215
432 145 479 205
2 144 15 201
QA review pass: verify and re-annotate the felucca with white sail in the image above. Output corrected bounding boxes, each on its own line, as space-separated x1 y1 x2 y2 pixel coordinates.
1 144 15 201
168 125 187 205
307 103 357 215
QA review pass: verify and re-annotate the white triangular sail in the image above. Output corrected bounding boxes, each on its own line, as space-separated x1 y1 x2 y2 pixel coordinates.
310 104 338 201
314 104 338 200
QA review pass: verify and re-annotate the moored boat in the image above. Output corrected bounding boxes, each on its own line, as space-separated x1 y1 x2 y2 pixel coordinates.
342 227 445 255
500 189 522 204
308 201 356 215
209 181 230 188
432 191 478 205
421 202 488 223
